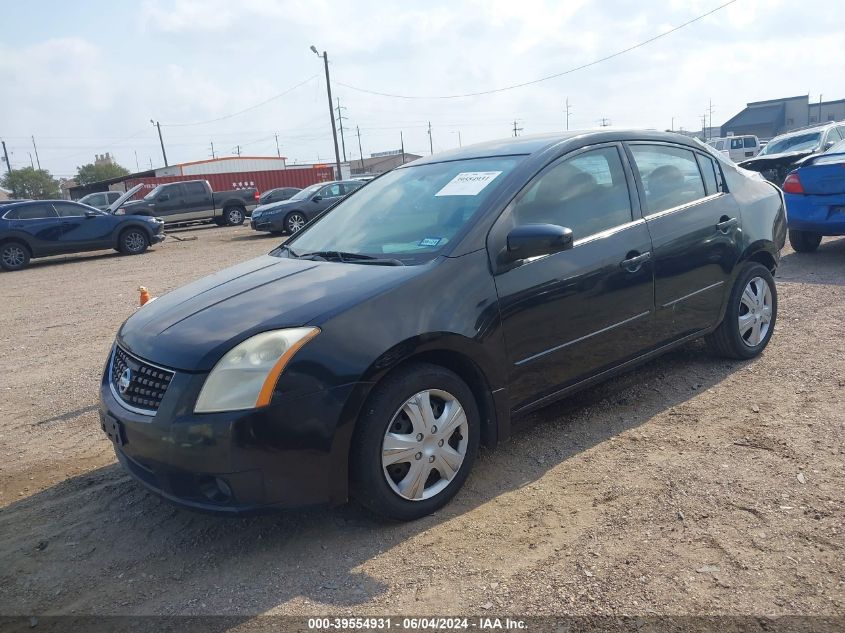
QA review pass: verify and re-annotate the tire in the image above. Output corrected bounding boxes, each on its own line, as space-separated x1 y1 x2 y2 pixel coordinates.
223 206 245 226
0 241 31 271
788 229 821 252
284 212 307 235
350 363 481 521
119 228 149 255
706 262 777 359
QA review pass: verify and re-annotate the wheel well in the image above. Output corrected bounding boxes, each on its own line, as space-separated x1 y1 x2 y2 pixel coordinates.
745 249 777 274
373 350 499 447
0 238 32 255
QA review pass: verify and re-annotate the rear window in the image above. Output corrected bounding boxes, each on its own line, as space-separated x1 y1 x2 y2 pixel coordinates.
6 204 58 220
184 182 206 196
743 137 757 148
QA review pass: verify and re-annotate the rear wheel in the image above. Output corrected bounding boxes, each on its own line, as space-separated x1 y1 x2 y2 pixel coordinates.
0 241 30 271
351 363 480 521
224 206 245 226
706 262 777 359
788 229 821 252
119 229 149 255
285 212 307 234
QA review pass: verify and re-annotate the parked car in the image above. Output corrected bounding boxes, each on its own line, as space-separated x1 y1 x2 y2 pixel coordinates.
259 187 301 205
1 185 163 271
250 180 364 234
739 122 845 184
100 130 784 520
707 135 761 162
119 179 258 226
78 191 123 211
782 138 845 252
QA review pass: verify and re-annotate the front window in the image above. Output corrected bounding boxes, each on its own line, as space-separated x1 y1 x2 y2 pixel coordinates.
288 183 323 201
759 132 821 155
281 156 525 263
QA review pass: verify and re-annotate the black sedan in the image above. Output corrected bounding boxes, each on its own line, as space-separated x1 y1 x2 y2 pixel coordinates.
250 180 364 234
100 130 785 520
1 185 164 271
258 186 301 205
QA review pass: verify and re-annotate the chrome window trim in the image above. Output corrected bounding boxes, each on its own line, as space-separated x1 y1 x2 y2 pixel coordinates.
642 192 724 221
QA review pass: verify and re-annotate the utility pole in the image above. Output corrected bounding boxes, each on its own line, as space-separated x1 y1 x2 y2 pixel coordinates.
149 157 153 169
1 140 10 175
150 120 168 167
400 131 405 164
275 133 281 158
310 45 342 180
31 136 41 170
818 94 823 123
512 120 523 137
233 145 241 157
134 150 140 172
565 98 572 131
701 114 707 137
335 97 348 162
209 141 216 159
427 121 434 154
671 117 674 132
28 152 34 169
599 117 611 127
707 99 715 140
356 125 364 172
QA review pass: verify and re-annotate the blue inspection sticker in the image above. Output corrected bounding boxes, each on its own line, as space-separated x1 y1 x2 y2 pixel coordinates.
418 237 442 247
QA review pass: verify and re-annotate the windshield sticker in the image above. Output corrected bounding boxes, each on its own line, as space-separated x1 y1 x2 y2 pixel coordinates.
418 237 442 247
435 171 502 197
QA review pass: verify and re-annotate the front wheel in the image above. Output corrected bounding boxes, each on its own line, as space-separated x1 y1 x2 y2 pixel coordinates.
285 212 307 234
119 229 149 255
788 230 822 252
350 363 480 521
706 262 777 359
0 241 31 271
224 206 245 226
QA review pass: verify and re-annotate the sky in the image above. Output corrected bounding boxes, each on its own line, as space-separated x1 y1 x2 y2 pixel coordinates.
1 0 842 179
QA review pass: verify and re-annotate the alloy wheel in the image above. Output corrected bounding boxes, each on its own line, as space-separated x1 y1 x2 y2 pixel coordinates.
287 214 306 233
125 232 146 253
228 208 244 225
381 389 469 501
2 245 26 268
738 276 772 347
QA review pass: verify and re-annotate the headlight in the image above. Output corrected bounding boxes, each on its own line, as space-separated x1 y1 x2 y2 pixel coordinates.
194 327 319 413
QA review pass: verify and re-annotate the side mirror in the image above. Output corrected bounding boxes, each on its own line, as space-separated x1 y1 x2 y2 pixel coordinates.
312 195 322 202
823 141 834 151
84 210 98 218
504 224 573 263
158 193 170 202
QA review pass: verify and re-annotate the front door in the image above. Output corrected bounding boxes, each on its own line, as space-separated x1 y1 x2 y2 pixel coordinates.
490 144 656 412
53 202 115 251
152 183 186 221
625 142 742 341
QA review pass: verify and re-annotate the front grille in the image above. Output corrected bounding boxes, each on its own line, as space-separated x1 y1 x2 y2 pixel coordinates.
110 345 174 414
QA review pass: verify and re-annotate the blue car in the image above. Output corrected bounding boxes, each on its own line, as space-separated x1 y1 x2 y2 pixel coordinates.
0 185 164 271
783 139 845 252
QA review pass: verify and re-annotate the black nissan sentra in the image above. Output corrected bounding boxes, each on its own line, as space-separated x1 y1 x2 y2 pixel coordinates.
100 130 785 520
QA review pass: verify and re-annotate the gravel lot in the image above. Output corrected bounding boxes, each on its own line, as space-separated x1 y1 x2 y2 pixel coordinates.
0 224 843 618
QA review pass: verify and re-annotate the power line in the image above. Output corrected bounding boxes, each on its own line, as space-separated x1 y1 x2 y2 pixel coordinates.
336 0 737 100
161 74 320 127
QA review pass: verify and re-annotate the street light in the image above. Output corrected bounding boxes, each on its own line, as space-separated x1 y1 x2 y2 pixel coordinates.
310 45 342 180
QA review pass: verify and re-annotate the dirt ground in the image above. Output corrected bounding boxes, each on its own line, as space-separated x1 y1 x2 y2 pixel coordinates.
0 224 842 619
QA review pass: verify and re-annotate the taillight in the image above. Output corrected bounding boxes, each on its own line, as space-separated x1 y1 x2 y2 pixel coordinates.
254 190 260 201
782 172 804 194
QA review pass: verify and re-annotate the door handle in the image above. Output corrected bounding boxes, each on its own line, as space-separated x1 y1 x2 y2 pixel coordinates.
716 217 738 233
620 251 651 273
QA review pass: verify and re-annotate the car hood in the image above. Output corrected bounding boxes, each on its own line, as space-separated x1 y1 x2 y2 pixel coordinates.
253 199 301 215
117 254 421 371
739 149 817 171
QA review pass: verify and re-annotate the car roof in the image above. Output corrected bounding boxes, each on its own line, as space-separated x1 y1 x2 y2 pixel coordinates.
404 129 707 167
770 122 839 140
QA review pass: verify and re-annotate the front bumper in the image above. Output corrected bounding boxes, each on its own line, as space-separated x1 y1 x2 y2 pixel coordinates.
250 214 284 232
99 358 360 514
785 193 845 235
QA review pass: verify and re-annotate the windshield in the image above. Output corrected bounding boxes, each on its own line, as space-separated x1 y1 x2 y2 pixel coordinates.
143 185 162 200
759 132 821 156
282 156 525 263
289 183 323 201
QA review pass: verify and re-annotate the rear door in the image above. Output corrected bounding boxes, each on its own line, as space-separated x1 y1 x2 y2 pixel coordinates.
490 143 656 411
54 202 116 251
626 142 742 341
181 181 213 219
3 203 63 255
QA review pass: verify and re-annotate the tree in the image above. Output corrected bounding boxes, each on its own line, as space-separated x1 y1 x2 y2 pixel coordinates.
0 167 60 199
75 161 131 186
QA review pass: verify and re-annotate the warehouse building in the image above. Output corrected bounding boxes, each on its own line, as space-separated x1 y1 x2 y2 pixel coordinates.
722 95 845 140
